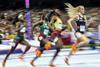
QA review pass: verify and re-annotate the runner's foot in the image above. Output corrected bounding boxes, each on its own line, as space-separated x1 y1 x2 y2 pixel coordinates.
19 55 24 61
49 64 56 67
64 58 70 65
30 60 35 67
2 61 6 67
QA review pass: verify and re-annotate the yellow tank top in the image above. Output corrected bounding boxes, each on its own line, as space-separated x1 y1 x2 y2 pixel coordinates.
53 17 63 30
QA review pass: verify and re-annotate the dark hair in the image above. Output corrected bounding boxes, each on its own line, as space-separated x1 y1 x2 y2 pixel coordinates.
61 26 67 31
46 10 55 22
12 14 19 26
41 14 45 20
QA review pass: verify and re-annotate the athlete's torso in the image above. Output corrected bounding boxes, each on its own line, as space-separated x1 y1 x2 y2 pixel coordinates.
75 15 86 33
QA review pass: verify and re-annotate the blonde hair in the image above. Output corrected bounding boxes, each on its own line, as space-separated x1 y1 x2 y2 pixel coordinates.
65 3 84 18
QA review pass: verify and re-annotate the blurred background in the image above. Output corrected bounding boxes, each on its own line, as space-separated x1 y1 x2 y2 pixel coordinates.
0 1 100 67
0 0 99 30
0 0 100 10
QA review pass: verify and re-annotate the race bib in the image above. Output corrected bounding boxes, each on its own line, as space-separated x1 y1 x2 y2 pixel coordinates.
58 24 63 29
44 29 49 35
80 26 85 32
20 27 26 32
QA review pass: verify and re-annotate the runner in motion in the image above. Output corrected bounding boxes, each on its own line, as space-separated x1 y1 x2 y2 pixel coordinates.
2 13 31 67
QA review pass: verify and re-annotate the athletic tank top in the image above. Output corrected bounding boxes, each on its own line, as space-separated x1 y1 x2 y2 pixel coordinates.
54 17 63 30
16 22 25 41
76 15 86 33
40 22 50 37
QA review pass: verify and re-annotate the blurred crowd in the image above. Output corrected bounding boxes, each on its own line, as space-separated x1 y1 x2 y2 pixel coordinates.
0 8 99 40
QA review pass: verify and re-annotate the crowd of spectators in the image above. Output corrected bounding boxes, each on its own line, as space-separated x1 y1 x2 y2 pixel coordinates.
0 8 99 40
